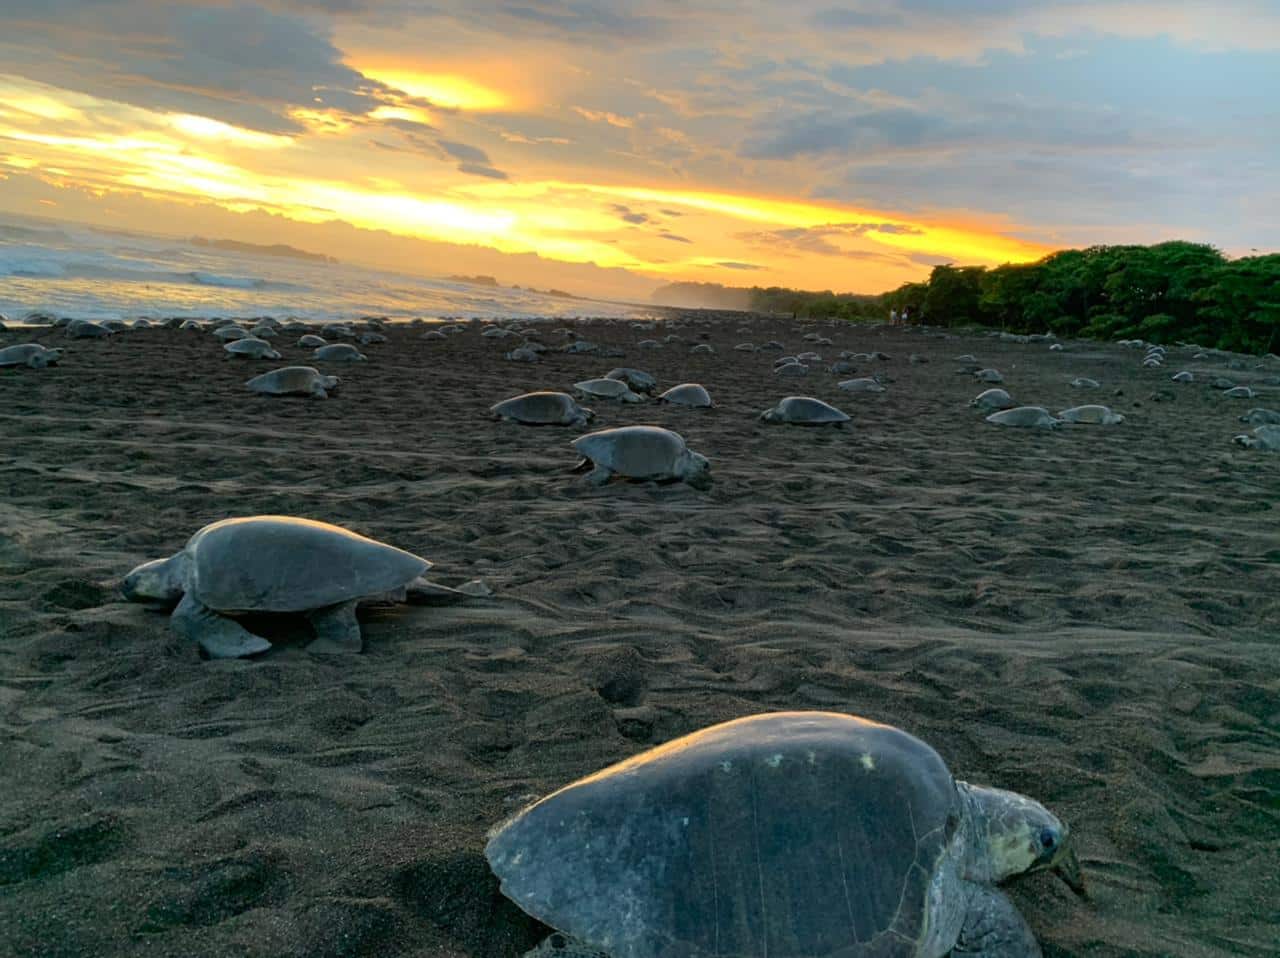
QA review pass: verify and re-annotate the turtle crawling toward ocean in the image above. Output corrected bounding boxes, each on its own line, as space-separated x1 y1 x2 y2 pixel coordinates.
572 425 709 486
1240 408 1280 425
1234 424 1280 450
0 343 62 368
574 378 645 403
486 711 1085 958
223 337 281 360
760 396 850 426
986 406 1061 428
970 388 1014 410
1057 404 1125 425
246 366 338 398
314 343 367 362
657 383 713 407
605 368 657 394
121 516 484 659
492 391 594 427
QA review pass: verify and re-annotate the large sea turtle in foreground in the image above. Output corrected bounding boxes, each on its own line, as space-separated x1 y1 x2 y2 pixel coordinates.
122 516 484 658
487 711 1085 958
571 425 709 486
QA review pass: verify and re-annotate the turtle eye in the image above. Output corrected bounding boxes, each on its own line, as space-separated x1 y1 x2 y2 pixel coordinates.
1039 828 1058 850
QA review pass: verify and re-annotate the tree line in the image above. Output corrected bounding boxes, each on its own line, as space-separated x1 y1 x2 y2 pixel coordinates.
652 242 1279 355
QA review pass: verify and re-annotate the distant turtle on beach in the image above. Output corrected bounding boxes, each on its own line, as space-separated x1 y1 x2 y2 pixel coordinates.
974 368 1004 384
837 377 886 393
1222 386 1256 399
571 425 709 486
65 321 112 339
1239 408 1280 425
1070 377 1100 389
1171 371 1194 383
1057 404 1125 425
606 368 657 393
0 343 62 368
297 334 327 348
314 343 367 362
212 325 250 341
986 406 1061 428
969 388 1014 410
774 362 809 377
574 378 645 403
760 396 850 426
657 383 713 407
491 391 594 426
1233 424 1280 450
121 516 485 659
246 366 339 399
224 337 282 360
486 710 1085 958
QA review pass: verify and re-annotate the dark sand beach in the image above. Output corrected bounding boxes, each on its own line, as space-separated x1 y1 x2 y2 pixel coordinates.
1 315 1277 957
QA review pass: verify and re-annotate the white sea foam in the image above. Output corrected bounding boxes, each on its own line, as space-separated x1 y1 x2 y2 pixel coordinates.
0 213 651 323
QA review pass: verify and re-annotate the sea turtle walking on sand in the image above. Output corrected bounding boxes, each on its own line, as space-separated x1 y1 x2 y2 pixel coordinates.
986 406 1061 428
1057 404 1124 425
121 516 485 659
574 379 645 403
224 338 282 360
970 388 1014 410
657 383 713 407
974 368 1004 384
246 366 339 398
1233 424 1280 450
760 396 850 426
1239 408 1280 425
571 425 709 486
605 368 657 394
314 343 367 362
491 391 594 426
297 334 327 348
0 343 62 368
486 711 1085 958
837 377 886 393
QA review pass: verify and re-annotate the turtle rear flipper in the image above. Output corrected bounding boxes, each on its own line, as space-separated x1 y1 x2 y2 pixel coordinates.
570 457 593 474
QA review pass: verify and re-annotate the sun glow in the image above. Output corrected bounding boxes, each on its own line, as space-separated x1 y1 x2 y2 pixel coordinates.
362 69 511 111
167 115 292 149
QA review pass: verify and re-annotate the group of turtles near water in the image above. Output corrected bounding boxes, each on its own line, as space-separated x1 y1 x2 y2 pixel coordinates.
120 513 1087 958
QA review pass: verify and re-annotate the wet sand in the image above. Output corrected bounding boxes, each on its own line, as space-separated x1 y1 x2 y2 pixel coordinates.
1 315 1277 957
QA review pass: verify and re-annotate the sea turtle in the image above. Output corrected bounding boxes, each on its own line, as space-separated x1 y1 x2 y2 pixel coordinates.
837 377 886 393
761 340 785 351
212 325 250 341
250 324 278 339
297 334 327 348
574 379 645 403
1210 377 1237 390
969 388 1014 410
1070 378 1100 389
224 338 282 360
314 343 367 362
359 332 387 345
121 516 481 658
986 406 1061 428
321 323 355 339
0 343 62 368
1057 404 1125 425
829 360 857 375
506 347 541 363
246 366 339 399
1171 371 1193 384
571 426 709 486
1233 424 1280 450
974 368 1004 384
492 392 594 427
760 396 850 426
690 343 714 355
486 711 1084 958
65 320 112 339
734 343 757 352
774 362 809 377
605 368 657 394
1239 408 1280 425
1222 386 1256 399
657 383 713 407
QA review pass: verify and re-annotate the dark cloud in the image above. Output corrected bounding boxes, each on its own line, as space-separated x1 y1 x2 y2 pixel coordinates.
492 2 673 41
438 140 492 164
0 2 394 133
717 261 764 270
810 7 906 30
744 107 947 159
458 163 510 179
740 224 910 261
659 208 684 216
610 204 649 224
658 232 692 243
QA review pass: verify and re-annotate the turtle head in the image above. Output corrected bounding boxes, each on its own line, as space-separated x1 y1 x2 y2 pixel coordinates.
681 450 711 488
959 781 1086 897
121 554 187 607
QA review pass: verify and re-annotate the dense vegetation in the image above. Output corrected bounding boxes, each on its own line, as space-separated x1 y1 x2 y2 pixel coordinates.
653 242 1280 355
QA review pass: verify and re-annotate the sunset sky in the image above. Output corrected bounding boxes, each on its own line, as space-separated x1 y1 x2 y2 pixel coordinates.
1 1 1276 299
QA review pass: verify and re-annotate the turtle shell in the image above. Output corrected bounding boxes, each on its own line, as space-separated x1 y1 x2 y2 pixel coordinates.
246 366 336 396
487 712 963 958
492 391 586 425
658 383 712 407
572 426 687 478
575 378 636 398
185 516 429 613
769 396 850 423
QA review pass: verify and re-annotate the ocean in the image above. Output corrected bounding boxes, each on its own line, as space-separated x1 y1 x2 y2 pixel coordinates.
0 213 651 324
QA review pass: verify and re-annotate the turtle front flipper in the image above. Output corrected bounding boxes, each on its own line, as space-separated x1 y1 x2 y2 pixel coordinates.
583 464 613 485
170 593 272 659
525 933 610 958
952 883 1042 958
306 599 363 654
